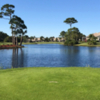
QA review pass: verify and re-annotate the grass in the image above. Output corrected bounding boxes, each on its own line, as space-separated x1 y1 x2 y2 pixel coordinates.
35 42 64 45
0 42 64 45
0 42 12 45
1 42 100 46
75 42 100 47
0 67 100 100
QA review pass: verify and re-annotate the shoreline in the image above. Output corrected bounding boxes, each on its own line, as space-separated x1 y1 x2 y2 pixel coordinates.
0 45 24 49
0 42 100 47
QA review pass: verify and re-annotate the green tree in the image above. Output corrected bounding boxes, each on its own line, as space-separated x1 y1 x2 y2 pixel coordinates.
24 35 29 38
0 31 8 42
40 36 44 41
50 37 54 41
0 13 3 18
56 38 59 42
19 29 27 46
59 37 62 42
64 27 85 45
66 27 80 41
0 4 15 44
44 37 50 42
9 15 27 46
88 34 97 45
30 36 35 42
59 31 66 38
88 34 96 41
64 17 78 28
4 36 12 42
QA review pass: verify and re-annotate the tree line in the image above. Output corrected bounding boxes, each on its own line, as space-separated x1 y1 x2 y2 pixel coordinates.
0 31 28 42
29 36 64 42
0 31 63 42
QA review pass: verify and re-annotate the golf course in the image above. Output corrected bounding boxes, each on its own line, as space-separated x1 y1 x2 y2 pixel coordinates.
0 67 100 100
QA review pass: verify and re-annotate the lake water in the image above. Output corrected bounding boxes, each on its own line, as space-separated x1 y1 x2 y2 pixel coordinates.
0 44 100 69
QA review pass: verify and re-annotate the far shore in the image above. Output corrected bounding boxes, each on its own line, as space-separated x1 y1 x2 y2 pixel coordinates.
0 42 100 47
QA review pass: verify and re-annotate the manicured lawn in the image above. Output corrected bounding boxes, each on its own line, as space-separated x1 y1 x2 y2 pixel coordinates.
75 42 100 47
0 42 64 45
36 42 64 45
0 42 12 45
1 42 100 46
0 67 100 100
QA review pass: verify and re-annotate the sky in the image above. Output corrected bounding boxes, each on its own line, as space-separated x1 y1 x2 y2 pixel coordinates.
0 0 100 37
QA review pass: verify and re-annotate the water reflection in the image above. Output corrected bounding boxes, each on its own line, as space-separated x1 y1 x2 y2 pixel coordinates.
60 46 80 54
12 48 26 68
0 44 100 68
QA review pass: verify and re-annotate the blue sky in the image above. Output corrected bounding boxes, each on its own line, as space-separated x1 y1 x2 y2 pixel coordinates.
0 0 100 37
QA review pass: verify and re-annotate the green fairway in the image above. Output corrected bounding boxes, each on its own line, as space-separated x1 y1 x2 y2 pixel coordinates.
0 67 100 100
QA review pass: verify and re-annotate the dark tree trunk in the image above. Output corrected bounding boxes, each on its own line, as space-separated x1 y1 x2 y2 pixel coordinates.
13 35 16 45
16 36 18 46
10 15 14 45
20 36 23 46
12 30 14 44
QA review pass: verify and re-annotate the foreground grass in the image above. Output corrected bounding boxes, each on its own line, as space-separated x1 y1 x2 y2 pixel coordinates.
0 67 100 100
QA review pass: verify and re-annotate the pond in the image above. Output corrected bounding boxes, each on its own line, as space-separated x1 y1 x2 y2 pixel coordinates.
0 44 100 69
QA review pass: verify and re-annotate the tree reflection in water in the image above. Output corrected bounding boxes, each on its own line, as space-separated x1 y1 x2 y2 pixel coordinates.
12 48 25 68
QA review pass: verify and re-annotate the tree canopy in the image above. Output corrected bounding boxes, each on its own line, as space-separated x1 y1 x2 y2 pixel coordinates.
0 4 15 19
65 27 84 41
40 36 44 41
0 31 8 42
0 4 27 46
9 15 27 45
88 34 96 40
64 17 78 28
59 31 66 38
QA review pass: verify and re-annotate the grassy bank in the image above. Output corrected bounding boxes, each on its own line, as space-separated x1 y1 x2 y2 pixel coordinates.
1 42 100 47
75 42 100 47
33 42 64 45
0 67 100 100
0 42 64 45
0 42 12 45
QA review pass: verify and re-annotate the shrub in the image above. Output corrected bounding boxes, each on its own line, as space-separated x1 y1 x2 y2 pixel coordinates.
96 40 99 42
88 40 97 45
87 39 90 42
64 40 78 46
